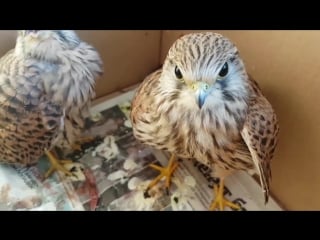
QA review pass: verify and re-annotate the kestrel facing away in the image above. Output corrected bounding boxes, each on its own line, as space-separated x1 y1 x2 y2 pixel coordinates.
131 32 279 210
0 30 102 178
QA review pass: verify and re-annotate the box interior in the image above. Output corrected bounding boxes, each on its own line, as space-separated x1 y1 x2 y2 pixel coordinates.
0 30 318 210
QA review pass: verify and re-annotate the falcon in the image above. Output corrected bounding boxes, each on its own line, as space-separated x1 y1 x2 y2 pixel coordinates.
0 30 102 179
131 32 279 210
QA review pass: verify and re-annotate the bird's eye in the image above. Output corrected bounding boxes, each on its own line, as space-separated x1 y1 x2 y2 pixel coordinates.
218 62 229 78
175 66 183 80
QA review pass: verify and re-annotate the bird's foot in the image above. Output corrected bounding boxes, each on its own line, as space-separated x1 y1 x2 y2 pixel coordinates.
144 154 178 197
209 180 240 211
44 150 75 179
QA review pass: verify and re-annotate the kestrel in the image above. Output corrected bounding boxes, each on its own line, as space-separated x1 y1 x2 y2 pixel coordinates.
0 30 102 178
131 32 279 210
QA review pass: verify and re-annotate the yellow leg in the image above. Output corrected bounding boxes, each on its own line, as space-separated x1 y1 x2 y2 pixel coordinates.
44 150 74 179
71 136 95 151
209 178 240 211
145 154 178 194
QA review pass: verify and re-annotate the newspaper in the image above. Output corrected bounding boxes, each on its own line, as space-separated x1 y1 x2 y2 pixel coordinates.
0 86 283 211
0 160 84 210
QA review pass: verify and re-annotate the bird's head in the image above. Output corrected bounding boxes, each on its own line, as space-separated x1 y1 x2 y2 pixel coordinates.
16 30 80 60
161 32 249 110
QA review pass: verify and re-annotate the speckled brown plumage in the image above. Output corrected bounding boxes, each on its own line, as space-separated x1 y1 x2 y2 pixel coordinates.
0 30 102 166
131 32 279 206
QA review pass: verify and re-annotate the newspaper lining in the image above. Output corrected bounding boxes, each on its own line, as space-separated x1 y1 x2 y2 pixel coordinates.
0 87 283 211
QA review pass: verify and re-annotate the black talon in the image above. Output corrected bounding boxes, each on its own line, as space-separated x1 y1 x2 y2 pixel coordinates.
144 189 151 199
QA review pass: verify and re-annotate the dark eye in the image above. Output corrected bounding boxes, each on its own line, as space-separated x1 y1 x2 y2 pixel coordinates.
218 62 228 78
175 66 183 79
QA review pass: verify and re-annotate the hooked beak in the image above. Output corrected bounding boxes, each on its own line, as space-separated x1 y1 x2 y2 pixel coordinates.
188 82 211 109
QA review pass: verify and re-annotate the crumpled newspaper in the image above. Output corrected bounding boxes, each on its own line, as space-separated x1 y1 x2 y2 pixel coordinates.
170 176 197 211
92 135 119 161
0 161 84 211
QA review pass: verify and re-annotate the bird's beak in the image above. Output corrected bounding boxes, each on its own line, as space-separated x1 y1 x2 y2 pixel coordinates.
188 82 211 109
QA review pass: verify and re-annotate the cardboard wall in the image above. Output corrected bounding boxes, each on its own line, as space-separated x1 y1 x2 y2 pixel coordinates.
161 30 320 210
0 30 162 98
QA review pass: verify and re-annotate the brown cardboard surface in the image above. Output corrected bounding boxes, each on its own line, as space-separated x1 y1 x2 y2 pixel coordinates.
0 31 17 55
161 30 320 210
76 30 161 98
